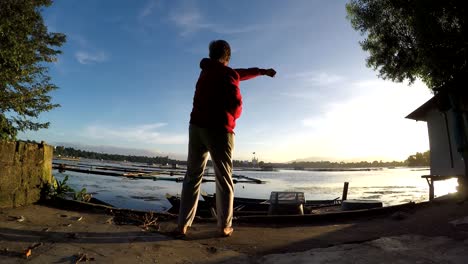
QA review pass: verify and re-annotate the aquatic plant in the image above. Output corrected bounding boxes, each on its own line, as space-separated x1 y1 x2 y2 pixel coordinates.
41 175 91 202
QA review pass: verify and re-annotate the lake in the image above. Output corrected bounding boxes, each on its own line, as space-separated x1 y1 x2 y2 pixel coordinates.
53 161 458 212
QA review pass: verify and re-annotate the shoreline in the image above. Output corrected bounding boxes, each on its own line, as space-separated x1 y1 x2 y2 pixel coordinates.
1 195 467 263
51 166 438 212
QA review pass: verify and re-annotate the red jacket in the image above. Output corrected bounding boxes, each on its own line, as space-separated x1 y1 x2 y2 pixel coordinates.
190 58 264 133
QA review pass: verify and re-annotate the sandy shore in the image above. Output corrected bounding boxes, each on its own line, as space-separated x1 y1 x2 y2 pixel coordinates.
1 197 468 263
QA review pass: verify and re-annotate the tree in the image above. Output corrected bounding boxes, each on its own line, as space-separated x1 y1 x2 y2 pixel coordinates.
346 0 468 91
0 0 66 140
405 150 430 166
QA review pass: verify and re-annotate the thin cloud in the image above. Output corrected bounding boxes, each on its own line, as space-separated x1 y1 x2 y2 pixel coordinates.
278 91 320 100
75 51 108 64
69 34 89 47
278 72 347 102
169 8 210 36
169 6 259 36
84 123 186 145
287 71 345 86
139 0 161 19
278 71 347 103
213 25 261 34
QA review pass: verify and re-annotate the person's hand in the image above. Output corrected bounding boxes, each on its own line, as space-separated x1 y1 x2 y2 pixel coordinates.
263 68 276 77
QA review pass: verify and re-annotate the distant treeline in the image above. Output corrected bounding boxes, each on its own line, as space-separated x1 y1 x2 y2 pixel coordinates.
405 151 430 167
290 151 430 168
54 146 181 165
53 145 430 168
290 160 406 169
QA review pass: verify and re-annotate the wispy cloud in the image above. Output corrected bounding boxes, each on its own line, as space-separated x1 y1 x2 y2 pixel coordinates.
139 0 161 19
169 8 210 36
169 5 259 36
278 71 348 104
287 71 345 86
69 34 89 47
75 51 108 64
84 123 186 145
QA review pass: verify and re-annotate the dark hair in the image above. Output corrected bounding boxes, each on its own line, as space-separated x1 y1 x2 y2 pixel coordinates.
209 40 231 62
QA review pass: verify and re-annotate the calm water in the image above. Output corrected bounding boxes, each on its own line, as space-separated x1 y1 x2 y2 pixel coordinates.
53 161 458 212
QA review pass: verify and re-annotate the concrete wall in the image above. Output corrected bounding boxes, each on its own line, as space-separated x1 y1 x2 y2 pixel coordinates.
0 140 53 208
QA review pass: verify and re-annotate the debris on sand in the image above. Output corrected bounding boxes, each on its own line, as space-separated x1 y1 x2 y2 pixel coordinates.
75 252 95 263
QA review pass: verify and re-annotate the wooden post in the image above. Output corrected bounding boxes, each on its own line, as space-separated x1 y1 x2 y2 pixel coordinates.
342 182 349 201
429 178 434 201
425 177 434 201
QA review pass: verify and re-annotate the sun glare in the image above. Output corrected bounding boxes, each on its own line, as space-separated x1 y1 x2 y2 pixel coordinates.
269 80 433 162
434 178 459 198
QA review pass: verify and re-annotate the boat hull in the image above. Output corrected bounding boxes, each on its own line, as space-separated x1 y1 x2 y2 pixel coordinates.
166 194 342 216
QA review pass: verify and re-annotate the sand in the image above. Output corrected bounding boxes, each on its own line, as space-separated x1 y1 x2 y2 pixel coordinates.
1 197 468 263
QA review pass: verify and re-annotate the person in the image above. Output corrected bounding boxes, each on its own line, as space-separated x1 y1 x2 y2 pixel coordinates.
177 40 276 237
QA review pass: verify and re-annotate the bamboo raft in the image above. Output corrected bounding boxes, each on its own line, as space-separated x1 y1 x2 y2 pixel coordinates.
52 162 265 184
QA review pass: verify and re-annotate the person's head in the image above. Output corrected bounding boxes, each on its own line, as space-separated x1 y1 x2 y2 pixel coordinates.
209 40 231 65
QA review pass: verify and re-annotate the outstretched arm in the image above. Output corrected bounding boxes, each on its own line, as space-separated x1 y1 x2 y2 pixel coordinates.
235 68 276 81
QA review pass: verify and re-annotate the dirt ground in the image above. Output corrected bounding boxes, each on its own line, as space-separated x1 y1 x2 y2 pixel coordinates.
1 197 468 264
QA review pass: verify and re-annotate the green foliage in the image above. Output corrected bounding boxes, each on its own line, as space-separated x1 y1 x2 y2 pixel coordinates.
40 175 71 200
42 174 92 202
346 0 468 91
0 0 66 140
405 150 430 166
74 187 92 202
53 175 74 198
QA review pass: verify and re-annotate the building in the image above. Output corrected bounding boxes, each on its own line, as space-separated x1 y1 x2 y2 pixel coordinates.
406 93 465 175
406 89 468 199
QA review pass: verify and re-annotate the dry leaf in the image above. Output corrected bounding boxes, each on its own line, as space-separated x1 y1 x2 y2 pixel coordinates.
75 252 95 263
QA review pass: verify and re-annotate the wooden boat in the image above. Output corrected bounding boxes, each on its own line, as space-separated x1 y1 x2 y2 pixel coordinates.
235 201 417 224
201 193 341 213
164 193 425 226
165 193 342 217
165 194 214 217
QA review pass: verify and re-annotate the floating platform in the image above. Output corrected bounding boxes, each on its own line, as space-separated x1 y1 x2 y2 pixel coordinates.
52 162 265 184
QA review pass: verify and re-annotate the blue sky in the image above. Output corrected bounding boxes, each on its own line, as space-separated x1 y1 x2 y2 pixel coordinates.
21 0 433 162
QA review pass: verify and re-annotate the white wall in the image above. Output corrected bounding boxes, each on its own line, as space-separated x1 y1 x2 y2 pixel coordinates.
427 109 465 176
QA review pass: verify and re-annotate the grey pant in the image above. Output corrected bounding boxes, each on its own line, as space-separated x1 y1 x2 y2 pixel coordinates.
178 125 235 229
